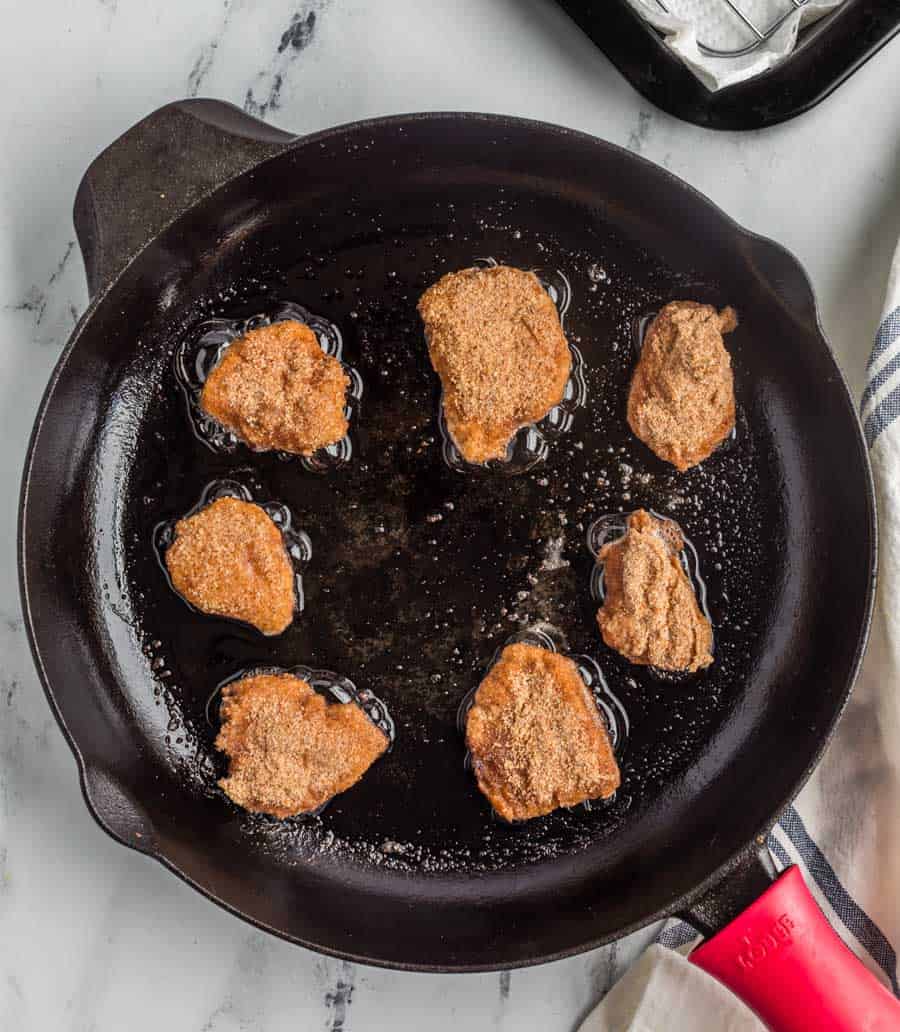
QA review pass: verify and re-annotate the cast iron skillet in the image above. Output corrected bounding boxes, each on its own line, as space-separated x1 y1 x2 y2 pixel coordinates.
18 100 893 1026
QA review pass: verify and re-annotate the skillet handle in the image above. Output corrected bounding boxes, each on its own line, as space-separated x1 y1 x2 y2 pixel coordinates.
73 98 295 298
689 864 900 1031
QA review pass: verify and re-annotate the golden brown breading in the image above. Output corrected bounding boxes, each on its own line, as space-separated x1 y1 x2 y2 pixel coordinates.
465 643 619 821
417 266 571 463
200 320 349 456
216 673 388 818
627 301 737 471
164 496 295 636
597 510 713 672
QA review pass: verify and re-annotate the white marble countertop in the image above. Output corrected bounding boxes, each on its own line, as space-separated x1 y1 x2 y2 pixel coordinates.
1 2 898 1029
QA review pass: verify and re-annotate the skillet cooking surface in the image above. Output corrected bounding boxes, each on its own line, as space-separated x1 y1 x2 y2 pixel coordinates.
20 113 874 968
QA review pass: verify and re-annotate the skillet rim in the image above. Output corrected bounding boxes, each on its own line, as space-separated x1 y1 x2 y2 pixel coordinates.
17 108 878 971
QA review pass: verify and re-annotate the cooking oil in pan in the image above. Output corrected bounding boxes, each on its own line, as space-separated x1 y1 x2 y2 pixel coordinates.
129 208 776 873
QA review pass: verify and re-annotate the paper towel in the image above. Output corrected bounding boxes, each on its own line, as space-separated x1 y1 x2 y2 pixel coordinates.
626 0 845 91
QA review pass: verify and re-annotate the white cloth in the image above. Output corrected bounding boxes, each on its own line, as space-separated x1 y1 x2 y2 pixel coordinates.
577 245 900 1030
580 947 761 1031
625 0 844 91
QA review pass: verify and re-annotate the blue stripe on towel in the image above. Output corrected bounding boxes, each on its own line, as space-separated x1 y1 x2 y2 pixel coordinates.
862 349 900 412
862 307 900 446
766 831 791 869
864 381 900 449
780 805 899 995
867 306 900 370
657 921 697 950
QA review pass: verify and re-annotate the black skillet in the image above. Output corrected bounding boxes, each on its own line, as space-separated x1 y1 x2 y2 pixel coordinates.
19 101 895 1028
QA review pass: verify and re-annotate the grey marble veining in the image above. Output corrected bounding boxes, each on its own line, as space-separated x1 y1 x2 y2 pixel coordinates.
1 1 898 1028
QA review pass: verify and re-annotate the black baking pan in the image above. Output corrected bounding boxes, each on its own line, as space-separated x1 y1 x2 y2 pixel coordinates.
556 0 900 130
19 99 895 1025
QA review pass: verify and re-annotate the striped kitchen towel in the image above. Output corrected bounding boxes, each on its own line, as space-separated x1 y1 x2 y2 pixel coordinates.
579 241 900 1030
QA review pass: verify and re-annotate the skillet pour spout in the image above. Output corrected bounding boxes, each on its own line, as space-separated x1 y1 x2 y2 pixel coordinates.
20 99 884 1031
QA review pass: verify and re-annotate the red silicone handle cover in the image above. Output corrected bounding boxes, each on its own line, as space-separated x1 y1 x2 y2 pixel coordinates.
690 866 900 1031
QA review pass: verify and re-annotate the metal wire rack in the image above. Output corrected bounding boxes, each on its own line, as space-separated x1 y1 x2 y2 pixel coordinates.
653 0 814 56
